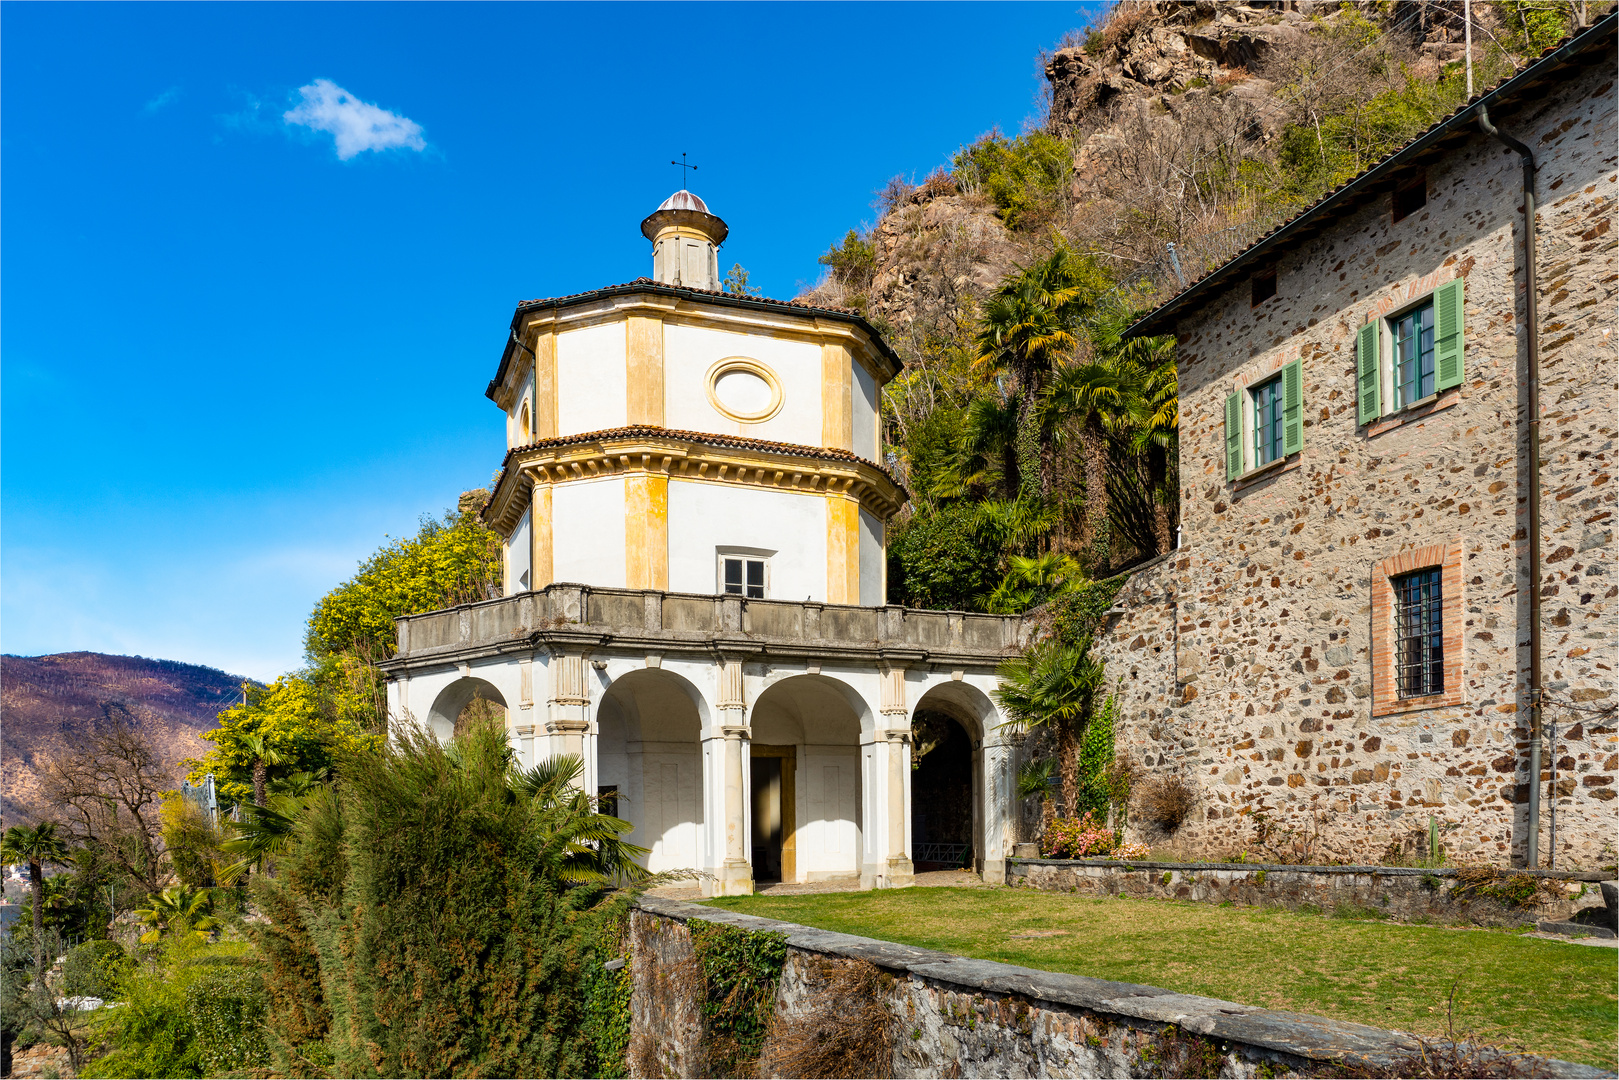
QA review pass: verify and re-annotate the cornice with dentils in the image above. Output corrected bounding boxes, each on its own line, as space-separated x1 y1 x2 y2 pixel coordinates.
486 279 903 410
482 426 909 535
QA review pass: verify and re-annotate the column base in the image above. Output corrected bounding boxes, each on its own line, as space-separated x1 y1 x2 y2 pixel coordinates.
707 860 755 897
981 858 1007 885
881 856 915 889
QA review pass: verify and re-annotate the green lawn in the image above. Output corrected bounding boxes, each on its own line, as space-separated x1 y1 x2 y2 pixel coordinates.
703 887 1618 1070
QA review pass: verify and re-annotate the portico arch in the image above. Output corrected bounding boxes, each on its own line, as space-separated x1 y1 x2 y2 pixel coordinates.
911 681 997 875
748 674 867 884
597 668 707 875
426 678 508 743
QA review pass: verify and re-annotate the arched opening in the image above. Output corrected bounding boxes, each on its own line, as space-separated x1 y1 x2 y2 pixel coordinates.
597 668 706 875
910 711 973 870
426 678 509 743
748 674 865 884
911 682 994 875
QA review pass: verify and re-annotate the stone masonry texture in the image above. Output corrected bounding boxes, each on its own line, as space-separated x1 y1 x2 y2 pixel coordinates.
1095 54 1617 868
626 896 1609 1079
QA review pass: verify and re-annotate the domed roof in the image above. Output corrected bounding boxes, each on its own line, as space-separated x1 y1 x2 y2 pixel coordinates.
640 188 728 245
655 189 711 214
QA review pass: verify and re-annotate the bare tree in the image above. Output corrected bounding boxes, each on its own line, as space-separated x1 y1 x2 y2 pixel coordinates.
39 704 173 897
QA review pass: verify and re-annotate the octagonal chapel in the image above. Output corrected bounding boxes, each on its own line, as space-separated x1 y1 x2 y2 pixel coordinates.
383 191 1024 896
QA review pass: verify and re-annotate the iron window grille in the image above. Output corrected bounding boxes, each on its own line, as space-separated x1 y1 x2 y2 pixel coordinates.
1393 301 1436 408
1394 567 1444 698
722 556 766 599
1252 374 1285 467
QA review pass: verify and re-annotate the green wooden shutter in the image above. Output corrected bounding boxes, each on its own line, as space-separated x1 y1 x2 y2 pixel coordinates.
1434 276 1464 390
1224 391 1242 480
1356 321 1381 425
1282 358 1304 456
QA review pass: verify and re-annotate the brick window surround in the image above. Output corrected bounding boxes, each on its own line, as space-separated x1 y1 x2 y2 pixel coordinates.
1370 540 1465 718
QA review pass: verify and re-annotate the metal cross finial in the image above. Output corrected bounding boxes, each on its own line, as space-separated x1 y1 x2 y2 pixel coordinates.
670 152 697 188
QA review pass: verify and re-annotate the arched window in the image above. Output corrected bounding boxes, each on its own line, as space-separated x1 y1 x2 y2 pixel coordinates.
519 402 531 444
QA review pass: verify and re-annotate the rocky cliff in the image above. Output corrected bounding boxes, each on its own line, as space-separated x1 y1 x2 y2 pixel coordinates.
804 0 1516 355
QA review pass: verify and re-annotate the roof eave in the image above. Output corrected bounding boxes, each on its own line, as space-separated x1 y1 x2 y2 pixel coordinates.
485 281 904 403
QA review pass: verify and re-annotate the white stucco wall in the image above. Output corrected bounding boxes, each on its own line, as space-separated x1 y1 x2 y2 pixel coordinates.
852 361 879 462
553 477 626 587
556 322 627 436
507 508 533 594
663 323 821 444
507 370 536 448
388 648 1013 889
858 507 884 606
667 480 827 601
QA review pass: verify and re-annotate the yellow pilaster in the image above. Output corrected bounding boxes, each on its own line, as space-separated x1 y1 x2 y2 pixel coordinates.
825 495 861 604
626 315 665 426
531 485 553 589
821 343 852 452
533 331 558 440
625 473 669 590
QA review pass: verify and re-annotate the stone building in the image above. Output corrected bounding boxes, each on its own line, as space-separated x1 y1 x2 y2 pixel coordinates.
382 190 1026 894
1103 16 1617 867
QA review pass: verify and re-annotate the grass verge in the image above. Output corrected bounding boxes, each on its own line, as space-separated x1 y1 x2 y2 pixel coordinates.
703 887 1617 1069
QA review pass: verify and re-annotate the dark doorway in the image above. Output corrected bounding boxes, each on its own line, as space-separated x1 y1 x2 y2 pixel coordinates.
749 747 796 883
911 712 973 871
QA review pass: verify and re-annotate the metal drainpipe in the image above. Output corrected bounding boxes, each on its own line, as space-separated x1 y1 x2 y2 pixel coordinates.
1477 103 1543 868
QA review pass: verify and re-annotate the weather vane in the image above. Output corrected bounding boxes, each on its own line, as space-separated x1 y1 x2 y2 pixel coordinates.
671 152 697 188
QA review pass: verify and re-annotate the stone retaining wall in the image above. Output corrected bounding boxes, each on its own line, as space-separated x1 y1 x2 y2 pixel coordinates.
627 896 1609 1079
1007 857 1610 928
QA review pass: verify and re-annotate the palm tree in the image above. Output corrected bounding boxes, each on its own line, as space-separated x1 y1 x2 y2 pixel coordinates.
993 637 1104 817
1016 757 1058 842
237 731 289 807
986 553 1084 614
948 392 1022 500
2 822 71 973
1089 298 1178 554
974 244 1109 502
511 754 650 886
133 884 219 945
1044 299 1178 561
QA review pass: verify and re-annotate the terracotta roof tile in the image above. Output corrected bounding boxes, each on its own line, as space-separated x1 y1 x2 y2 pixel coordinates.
514 277 864 319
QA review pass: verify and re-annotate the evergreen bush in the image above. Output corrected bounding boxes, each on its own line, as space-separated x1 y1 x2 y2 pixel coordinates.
253 718 638 1078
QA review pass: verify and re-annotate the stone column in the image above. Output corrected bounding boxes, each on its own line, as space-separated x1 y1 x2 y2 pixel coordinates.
882 730 915 888
710 655 754 897
877 661 914 889
546 651 590 787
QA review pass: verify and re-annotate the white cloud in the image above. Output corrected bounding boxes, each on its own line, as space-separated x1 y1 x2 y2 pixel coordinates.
283 78 426 160
144 87 181 113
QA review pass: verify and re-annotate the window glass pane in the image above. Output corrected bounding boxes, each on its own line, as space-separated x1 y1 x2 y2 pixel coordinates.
746 559 765 598
1394 567 1443 698
1394 302 1436 408
1252 377 1284 466
723 558 743 594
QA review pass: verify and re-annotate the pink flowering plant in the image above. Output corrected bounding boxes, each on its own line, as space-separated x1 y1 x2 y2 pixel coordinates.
1042 811 1117 858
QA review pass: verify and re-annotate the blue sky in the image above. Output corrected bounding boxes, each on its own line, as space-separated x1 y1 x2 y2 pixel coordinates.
2 2 1100 681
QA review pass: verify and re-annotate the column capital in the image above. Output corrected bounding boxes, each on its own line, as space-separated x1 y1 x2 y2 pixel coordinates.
720 725 752 740
545 718 589 736
881 729 912 744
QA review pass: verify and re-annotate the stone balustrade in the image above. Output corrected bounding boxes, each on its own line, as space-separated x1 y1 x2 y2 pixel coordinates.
393 582 1024 665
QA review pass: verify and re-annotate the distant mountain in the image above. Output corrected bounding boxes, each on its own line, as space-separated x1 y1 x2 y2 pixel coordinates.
1 652 251 823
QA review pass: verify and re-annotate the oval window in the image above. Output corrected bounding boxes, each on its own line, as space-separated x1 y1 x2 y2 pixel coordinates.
705 358 783 423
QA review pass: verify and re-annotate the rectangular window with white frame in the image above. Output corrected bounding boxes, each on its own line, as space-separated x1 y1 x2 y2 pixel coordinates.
719 553 768 599
1224 358 1303 481
1357 277 1463 425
